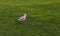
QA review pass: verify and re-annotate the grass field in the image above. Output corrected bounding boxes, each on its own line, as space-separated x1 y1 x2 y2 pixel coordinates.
0 0 60 36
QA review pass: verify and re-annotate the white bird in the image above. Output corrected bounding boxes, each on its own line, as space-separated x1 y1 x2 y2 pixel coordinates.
17 13 27 22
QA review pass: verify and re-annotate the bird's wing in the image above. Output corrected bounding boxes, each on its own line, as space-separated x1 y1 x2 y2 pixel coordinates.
18 16 25 20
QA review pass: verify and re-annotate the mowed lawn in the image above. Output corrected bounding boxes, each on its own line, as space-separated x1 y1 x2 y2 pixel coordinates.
0 0 60 36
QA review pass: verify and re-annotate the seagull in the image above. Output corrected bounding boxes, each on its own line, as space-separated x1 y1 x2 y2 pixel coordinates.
16 13 27 23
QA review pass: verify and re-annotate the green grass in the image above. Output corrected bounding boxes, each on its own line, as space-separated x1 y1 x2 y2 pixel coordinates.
0 0 60 36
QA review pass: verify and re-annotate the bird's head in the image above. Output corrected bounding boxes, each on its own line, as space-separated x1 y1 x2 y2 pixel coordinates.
24 13 27 16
